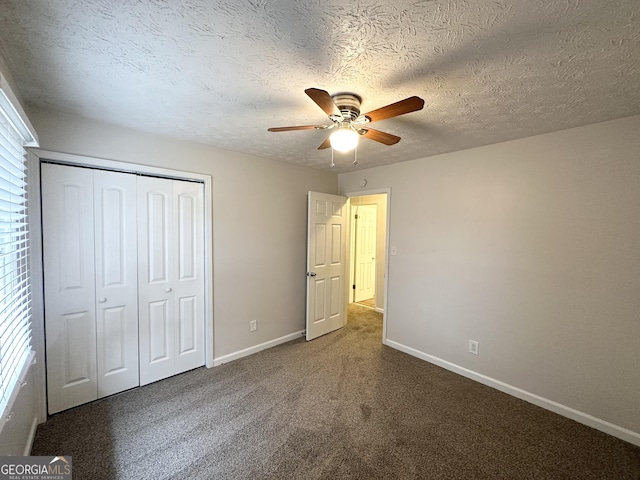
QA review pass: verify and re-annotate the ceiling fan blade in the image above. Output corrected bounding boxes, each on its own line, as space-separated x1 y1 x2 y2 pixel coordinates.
305 88 340 116
267 125 324 132
363 96 425 123
362 128 401 145
317 136 332 150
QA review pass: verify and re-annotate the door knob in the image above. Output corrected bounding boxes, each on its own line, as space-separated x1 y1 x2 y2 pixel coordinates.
98 298 107 303
306 272 317 277
165 287 172 293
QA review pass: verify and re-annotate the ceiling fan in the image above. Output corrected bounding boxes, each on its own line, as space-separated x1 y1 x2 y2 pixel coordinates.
268 88 425 153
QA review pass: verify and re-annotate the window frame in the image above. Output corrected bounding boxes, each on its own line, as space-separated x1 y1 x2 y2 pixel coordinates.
0 71 40 427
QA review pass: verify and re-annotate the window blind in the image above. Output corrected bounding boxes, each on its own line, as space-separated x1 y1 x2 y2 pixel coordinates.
0 103 31 416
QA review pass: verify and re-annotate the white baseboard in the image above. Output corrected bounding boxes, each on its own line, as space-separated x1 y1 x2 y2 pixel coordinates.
23 416 39 456
386 339 640 448
213 330 304 366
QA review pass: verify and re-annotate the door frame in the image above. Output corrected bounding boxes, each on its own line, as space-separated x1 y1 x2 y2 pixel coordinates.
343 187 391 345
30 149 215 371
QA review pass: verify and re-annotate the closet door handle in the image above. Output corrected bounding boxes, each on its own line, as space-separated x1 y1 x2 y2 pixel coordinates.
98 298 107 303
165 288 172 293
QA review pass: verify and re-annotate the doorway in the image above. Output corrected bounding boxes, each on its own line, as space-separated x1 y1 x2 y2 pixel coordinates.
305 189 390 344
352 203 377 306
346 191 389 342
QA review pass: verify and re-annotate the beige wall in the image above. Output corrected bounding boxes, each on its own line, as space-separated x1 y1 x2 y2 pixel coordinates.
339 115 640 438
28 107 338 360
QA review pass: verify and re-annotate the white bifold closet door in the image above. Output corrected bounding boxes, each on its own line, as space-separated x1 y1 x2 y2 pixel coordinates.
43 164 205 413
42 164 139 414
137 176 205 386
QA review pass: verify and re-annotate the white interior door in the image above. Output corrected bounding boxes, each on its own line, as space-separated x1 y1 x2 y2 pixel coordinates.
94 170 139 397
172 180 205 374
306 192 347 341
43 164 205 409
138 176 205 385
354 204 377 302
42 164 98 414
138 176 175 385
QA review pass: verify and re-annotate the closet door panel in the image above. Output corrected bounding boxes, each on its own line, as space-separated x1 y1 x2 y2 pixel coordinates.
101 306 127 371
138 176 175 385
94 170 139 397
59 311 94 385
148 299 170 362
178 296 197 354
173 181 205 374
42 163 97 414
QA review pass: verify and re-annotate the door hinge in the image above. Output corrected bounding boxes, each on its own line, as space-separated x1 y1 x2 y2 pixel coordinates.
352 284 356 290
354 214 358 219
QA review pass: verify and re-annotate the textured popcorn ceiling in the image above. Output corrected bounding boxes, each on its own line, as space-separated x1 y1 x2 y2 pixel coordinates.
1 0 639 173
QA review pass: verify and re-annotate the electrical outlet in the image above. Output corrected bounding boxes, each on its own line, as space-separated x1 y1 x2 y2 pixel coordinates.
250 320 257 332
468 340 479 355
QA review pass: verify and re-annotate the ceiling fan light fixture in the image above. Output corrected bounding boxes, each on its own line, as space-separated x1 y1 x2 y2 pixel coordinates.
330 127 359 152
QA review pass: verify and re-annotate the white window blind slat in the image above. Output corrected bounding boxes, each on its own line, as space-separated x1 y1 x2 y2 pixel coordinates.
0 332 30 391
1 329 31 363
0 221 27 232
0 213 26 224
0 240 29 257
0 186 27 201
0 277 30 318
0 101 32 416
1 342 30 384
0 149 25 174
0 221 28 231
0 320 30 357
0 131 22 163
0 274 29 318
0 314 30 352
0 175 27 194
0 153 24 179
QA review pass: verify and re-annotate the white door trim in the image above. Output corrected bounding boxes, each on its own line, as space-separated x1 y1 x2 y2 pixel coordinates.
343 187 391 346
26 150 47 424
31 148 215 368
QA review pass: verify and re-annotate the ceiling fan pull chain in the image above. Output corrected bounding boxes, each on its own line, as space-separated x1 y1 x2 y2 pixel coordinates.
353 145 358 166
331 148 335 168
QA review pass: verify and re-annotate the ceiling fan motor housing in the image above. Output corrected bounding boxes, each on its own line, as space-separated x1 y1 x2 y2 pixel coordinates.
332 93 362 121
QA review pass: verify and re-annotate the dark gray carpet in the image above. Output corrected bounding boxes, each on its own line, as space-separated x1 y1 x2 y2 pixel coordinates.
32 304 640 479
